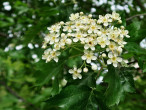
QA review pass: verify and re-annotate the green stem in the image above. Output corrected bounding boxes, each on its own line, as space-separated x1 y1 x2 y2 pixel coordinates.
71 46 83 52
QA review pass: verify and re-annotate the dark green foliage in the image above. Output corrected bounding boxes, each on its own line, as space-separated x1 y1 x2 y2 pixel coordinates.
0 0 146 110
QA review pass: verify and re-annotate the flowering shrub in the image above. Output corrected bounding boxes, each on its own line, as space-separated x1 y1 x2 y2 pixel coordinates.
42 12 130 79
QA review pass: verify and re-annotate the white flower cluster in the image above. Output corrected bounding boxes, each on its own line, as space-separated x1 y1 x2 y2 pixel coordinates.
42 12 130 79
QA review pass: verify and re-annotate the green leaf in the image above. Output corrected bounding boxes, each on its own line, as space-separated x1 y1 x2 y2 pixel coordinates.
34 60 65 86
104 65 123 106
77 72 96 88
120 68 135 93
44 85 108 110
136 29 146 43
66 56 82 68
126 21 141 42
126 21 146 43
0 15 14 27
66 72 96 88
45 85 91 110
143 63 146 73
127 21 141 32
39 7 59 17
104 66 135 106
51 77 59 96
125 42 146 55
14 1 29 14
122 53 134 59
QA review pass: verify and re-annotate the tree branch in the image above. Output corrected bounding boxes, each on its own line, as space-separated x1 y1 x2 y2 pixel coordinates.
0 80 40 110
126 13 146 21
135 0 145 11
0 32 7 37
0 81 26 101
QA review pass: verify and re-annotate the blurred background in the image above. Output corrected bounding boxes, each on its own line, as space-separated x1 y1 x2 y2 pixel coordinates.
0 0 146 110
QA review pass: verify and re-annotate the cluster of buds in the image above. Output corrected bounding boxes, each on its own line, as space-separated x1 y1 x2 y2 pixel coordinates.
42 12 130 79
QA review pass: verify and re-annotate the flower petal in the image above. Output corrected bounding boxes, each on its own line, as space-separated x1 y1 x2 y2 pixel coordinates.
107 59 112 64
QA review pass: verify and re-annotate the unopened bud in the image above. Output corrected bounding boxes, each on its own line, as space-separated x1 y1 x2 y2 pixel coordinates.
102 53 106 57
80 12 84 15
66 39 72 45
118 20 122 24
60 21 64 25
88 14 92 18
83 67 88 72
91 64 97 70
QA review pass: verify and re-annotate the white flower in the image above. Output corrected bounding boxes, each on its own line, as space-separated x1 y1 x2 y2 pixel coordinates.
108 42 117 51
91 64 97 70
117 46 123 54
42 48 52 62
107 52 122 67
63 25 73 32
82 50 97 63
112 11 121 21
98 15 109 26
47 25 60 33
84 37 97 50
73 32 84 42
49 33 59 44
114 37 124 46
108 30 119 41
75 21 83 30
83 67 88 72
43 12 130 70
88 23 98 33
97 36 110 48
60 35 70 48
120 29 129 38
69 13 79 21
54 43 61 50
50 50 61 62
100 28 109 36
69 66 82 79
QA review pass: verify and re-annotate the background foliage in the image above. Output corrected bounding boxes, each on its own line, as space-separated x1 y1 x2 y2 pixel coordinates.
0 0 146 110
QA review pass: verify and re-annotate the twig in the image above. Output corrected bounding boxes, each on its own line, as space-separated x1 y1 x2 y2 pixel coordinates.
0 81 26 101
69 54 82 59
127 61 137 65
96 66 103 80
135 0 145 11
0 81 40 110
126 13 146 21
0 32 7 37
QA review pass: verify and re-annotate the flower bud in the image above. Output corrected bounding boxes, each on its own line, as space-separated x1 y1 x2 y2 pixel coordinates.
91 64 97 70
66 39 72 45
60 21 64 25
61 33 65 37
83 67 88 72
80 12 84 15
120 26 124 29
118 20 122 24
61 79 67 86
102 53 106 57
88 14 92 18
